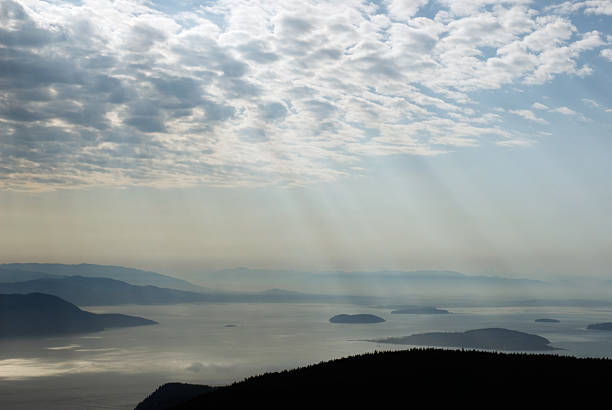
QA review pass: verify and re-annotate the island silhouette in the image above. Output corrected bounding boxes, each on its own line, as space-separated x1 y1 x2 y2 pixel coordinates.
587 322 612 331
390 306 450 314
0 293 157 338
371 328 557 351
329 314 385 323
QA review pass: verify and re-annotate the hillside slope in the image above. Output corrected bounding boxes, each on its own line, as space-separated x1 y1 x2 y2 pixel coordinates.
136 349 612 409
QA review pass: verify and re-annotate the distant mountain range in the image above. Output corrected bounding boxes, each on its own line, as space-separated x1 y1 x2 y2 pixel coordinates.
190 267 550 294
2 263 612 307
0 276 209 306
191 267 612 304
0 263 201 291
0 293 156 338
135 349 612 409
0 275 368 306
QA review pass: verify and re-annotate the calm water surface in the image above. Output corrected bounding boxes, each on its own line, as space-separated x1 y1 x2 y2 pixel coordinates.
1 302 612 409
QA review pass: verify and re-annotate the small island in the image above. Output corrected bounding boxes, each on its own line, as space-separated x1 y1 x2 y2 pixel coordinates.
587 322 612 331
371 328 557 351
391 306 450 314
0 292 157 338
329 314 385 324
535 318 560 323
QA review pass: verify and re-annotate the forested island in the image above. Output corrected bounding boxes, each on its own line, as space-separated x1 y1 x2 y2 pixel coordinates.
587 322 612 331
329 314 385 323
371 328 556 351
0 293 157 338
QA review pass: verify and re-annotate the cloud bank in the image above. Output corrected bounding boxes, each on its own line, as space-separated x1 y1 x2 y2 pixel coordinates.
0 0 609 190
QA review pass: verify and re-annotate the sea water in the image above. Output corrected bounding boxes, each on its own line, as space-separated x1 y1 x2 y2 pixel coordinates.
1 302 611 409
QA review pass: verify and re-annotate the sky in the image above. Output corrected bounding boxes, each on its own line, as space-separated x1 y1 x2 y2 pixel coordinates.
0 0 611 278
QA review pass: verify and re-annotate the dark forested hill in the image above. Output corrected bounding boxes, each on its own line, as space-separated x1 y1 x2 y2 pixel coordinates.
135 383 214 410
135 349 612 409
0 293 156 338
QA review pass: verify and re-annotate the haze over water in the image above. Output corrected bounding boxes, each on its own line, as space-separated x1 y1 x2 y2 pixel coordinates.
1 0 612 408
2 302 612 409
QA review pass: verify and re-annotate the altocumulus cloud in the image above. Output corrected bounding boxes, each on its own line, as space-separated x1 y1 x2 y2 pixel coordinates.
0 0 610 190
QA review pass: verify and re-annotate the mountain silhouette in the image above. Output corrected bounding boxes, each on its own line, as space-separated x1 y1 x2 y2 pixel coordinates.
0 293 156 338
134 349 612 409
0 263 200 291
0 276 375 306
135 383 214 410
0 276 208 306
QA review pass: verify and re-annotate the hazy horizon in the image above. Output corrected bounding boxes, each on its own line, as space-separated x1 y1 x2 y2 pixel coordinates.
2 2 612 408
2 0 611 280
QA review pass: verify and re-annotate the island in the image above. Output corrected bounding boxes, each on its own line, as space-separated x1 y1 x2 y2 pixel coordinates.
535 318 560 323
370 328 557 351
329 314 385 324
0 292 157 338
587 322 612 331
390 306 450 314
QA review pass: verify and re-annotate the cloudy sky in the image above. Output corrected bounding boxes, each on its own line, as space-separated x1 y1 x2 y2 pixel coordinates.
1 0 611 278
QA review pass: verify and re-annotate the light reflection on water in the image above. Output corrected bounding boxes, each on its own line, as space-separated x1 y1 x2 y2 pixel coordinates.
1 302 612 409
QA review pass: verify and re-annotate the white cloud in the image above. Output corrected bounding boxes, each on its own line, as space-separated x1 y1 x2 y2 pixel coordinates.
385 0 429 21
582 98 601 107
509 109 548 124
601 49 612 61
496 138 534 147
532 102 549 110
0 0 608 190
549 1 612 15
551 106 578 116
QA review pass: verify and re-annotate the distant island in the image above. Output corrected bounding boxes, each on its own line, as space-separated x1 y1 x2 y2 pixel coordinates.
587 322 612 331
329 314 385 324
390 306 450 314
0 293 157 338
135 349 612 409
535 318 560 323
371 328 557 351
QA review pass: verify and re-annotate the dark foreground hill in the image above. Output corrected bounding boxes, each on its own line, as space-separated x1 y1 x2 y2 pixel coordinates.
136 383 214 410
135 349 612 409
0 293 157 338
